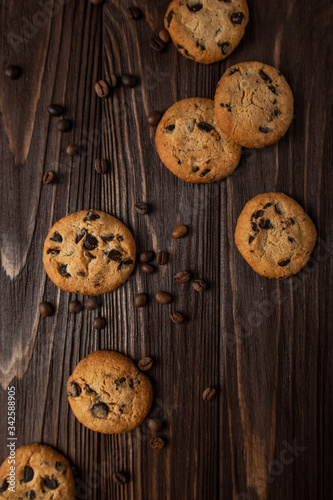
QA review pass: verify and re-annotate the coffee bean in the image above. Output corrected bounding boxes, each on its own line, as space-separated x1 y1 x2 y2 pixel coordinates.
159 29 171 44
138 356 153 371
155 291 172 304
69 300 82 314
121 74 137 88
85 296 99 310
66 144 78 156
147 110 162 127
192 279 206 293
109 73 119 88
48 104 64 116
5 65 21 79
135 201 149 214
125 6 142 19
202 387 217 401
23 466 34 482
146 418 164 432
141 264 154 274
170 311 184 324
94 158 108 174
149 437 165 450
39 301 54 317
57 118 72 132
113 472 127 485
156 251 168 265
93 317 106 330
139 251 154 263
91 402 108 418
135 293 147 307
43 170 57 185
172 225 188 239
95 80 110 98
150 36 165 52
43 476 58 489
174 271 191 283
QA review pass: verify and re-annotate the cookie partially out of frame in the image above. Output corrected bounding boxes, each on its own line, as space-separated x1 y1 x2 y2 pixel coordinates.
67 350 153 434
0 444 76 499
43 210 136 295
214 61 294 148
164 0 249 64
234 193 317 278
155 98 242 183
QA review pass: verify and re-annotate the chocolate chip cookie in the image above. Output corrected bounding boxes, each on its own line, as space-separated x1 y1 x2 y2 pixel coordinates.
0 444 76 499
155 98 242 183
214 62 294 148
164 0 249 64
235 193 317 278
43 210 136 295
67 350 153 434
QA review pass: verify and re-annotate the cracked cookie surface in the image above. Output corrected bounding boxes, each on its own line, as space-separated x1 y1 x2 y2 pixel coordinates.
43 210 136 295
214 61 294 148
0 444 76 499
164 0 249 64
155 98 242 183
235 193 317 278
67 350 153 434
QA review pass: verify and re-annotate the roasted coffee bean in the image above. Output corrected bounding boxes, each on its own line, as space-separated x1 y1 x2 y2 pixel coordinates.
85 296 99 310
39 301 54 317
231 12 245 24
203 387 217 401
84 235 98 250
113 471 127 485
121 74 137 88
91 402 108 418
0 480 8 493
138 357 153 371
135 293 147 307
57 118 72 132
172 225 188 239
5 64 21 79
109 73 119 88
141 264 154 274
156 251 168 265
27 490 36 499
95 80 110 98
43 476 58 489
48 104 64 116
125 6 142 19
146 418 164 432
135 201 149 214
278 259 291 267
69 300 82 314
159 29 171 44
23 466 34 483
155 291 172 304
149 437 165 450
150 36 165 52
192 279 206 293
94 157 108 174
187 3 203 12
139 251 154 263
68 382 81 398
147 110 162 127
174 271 191 283
93 317 106 330
170 311 184 324
66 144 78 156
43 170 57 184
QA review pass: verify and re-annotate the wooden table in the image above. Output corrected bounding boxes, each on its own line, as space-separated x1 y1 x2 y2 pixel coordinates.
1 0 332 498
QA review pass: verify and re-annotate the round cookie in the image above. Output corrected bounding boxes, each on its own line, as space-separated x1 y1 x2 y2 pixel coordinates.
43 210 136 295
214 62 294 148
67 350 153 434
234 193 317 279
164 0 249 64
155 98 242 183
0 444 76 499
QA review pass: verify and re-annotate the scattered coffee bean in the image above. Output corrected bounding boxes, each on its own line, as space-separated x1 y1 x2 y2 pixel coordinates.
39 301 54 317
155 291 172 304
156 251 168 265
192 279 206 293
85 296 99 310
149 437 165 450
172 225 188 239
5 65 21 80
42 170 57 185
139 251 154 263
93 316 106 330
95 80 109 98
174 270 191 284
125 6 142 19
109 73 119 88
48 104 64 116
121 74 137 88
135 293 147 307
147 110 162 127
66 144 78 156
170 311 184 324
94 157 108 174
69 300 82 314
112 471 127 486
202 387 217 401
135 201 149 215
57 118 72 132
138 357 153 371
141 264 154 274
146 418 164 432
150 36 165 52
159 29 171 44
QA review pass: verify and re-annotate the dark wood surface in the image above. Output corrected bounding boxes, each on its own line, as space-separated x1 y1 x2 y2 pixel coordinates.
1 0 332 498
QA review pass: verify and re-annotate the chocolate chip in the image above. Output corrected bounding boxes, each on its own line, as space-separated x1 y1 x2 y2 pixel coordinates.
22 466 34 483
94 158 108 174
27 490 36 499
84 210 100 222
149 437 165 450
251 222 258 231
57 118 72 132
159 29 171 44
135 201 149 214
253 210 264 219
231 12 245 24
76 230 86 243
187 3 203 12
268 85 278 95
200 169 211 177
5 64 21 79
86 384 97 394
273 107 281 117
202 387 217 401
39 301 54 317
249 236 255 244
174 270 191 283
44 476 58 489
108 249 122 262
150 36 165 52
119 259 133 270
170 311 184 324
117 235 124 242
259 70 272 83
113 471 127 485
191 167 200 173
228 68 239 76
165 124 175 133
141 264 154 274
290 218 295 225
66 144 78 156
184 48 195 59
93 317 106 330
135 293 147 307
172 225 188 239
121 74 137 88
125 6 142 19
259 219 273 230
259 126 272 133
197 122 213 132
155 291 173 304
84 234 98 251
69 300 82 314
43 170 57 184
156 251 169 265
68 382 81 398
138 357 153 371
197 42 205 50
55 462 66 473
146 418 164 432
101 234 114 242
166 10 173 26
85 296 100 310
50 232 62 243
275 204 283 214
60 264 71 277
95 80 109 98
147 110 162 127
192 279 206 292
288 237 296 243
47 249 60 255
139 251 154 263
278 259 291 267
91 402 108 418
48 104 64 116
0 480 8 493
218 42 230 55
264 202 273 208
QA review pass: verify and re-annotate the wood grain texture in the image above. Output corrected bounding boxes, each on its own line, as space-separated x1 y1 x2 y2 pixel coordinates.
0 0 332 499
